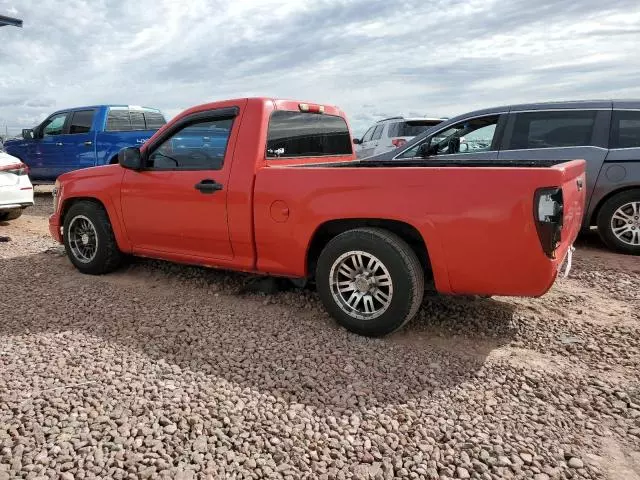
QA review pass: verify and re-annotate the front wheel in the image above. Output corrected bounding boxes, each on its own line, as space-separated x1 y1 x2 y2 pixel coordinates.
316 228 424 337
597 190 640 255
63 201 123 274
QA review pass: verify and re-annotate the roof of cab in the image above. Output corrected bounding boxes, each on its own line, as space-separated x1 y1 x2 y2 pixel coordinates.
171 97 347 124
51 105 163 115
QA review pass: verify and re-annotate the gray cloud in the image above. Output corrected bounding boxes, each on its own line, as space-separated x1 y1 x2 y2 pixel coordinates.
0 0 639 137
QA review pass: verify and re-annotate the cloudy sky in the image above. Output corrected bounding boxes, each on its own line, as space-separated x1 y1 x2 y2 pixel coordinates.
1 0 640 137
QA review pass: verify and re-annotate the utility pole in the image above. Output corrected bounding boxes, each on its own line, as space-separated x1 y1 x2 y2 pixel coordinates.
0 14 23 28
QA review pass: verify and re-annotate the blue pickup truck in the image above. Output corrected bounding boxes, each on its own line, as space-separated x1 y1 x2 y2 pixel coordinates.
3 105 166 183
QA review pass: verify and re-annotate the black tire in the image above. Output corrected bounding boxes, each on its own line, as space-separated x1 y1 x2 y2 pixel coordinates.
63 201 123 274
0 209 23 221
597 190 640 255
316 227 424 337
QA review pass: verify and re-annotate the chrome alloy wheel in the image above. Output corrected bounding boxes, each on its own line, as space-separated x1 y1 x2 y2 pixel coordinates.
611 201 640 246
68 215 99 263
329 250 393 320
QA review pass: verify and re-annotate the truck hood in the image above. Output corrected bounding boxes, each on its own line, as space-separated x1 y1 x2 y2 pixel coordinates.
58 164 122 183
0 150 22 167
2 138 22 148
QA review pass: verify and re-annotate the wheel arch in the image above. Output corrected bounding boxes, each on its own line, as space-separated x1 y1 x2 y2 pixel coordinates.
306 218 432 281
590 185 640 225
59 196 131 253
60 196 107 226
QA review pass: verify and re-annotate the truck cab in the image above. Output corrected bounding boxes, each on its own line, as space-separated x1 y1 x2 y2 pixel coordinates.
3 105 166 183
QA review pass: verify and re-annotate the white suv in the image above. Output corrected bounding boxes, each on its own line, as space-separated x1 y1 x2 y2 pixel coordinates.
0 140 34 221
354 116 445 158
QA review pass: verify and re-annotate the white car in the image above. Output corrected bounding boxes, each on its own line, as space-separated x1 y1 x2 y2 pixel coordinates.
0 144 34 221
353 116 446 158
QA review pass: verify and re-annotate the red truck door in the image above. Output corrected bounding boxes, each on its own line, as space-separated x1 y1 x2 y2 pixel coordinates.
120 106 241 261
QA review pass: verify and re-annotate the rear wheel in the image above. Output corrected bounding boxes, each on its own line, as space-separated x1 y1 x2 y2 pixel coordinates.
63 201 123 274
316 228 424 337
597 190 640 255
0 209 23 221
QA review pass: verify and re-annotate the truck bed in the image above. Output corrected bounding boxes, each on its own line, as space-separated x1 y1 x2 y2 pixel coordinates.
254 158 586 297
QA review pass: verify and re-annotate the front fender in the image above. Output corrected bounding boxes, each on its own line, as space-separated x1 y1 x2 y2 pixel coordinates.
56 166 131 252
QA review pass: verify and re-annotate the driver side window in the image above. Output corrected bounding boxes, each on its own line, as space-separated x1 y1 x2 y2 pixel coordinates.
147 118 233 170
398 115 499 158
42 113 68 137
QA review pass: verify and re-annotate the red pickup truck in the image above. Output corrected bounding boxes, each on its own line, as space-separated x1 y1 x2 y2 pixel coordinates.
49 98 586 336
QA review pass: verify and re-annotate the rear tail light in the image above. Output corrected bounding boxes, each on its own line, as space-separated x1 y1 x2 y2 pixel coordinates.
534 187 564 258
391 138 407 148
0 162 29 176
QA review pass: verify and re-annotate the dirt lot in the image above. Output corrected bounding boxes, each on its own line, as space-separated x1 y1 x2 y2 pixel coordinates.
1 190 639 480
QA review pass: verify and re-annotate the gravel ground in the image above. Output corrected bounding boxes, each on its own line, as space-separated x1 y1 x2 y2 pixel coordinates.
1 190 639 480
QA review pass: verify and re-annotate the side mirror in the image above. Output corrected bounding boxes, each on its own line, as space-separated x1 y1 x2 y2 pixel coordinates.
118 147 143 170
22 129 34 140
352 138 361 145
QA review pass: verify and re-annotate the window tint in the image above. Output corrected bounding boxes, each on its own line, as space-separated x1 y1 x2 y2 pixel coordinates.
266 111 352 158
106 109 166 132
509 110 596 150
361 127 375 143
398 120 442 137
610 110 640 149
148 118 233 170
388 120 442 138
42 113 68 136
68 110 95 134
372 124 384 140
144 111 166 130
387 122 400 137
130 111 146 130
106 110 132 132
399 115 499 158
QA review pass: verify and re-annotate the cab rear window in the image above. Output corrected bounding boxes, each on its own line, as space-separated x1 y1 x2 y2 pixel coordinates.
266 111 352 158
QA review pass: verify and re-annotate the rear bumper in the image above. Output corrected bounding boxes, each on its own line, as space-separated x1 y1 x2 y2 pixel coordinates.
0 201 33 210
49 213 63 243
0 186 34 209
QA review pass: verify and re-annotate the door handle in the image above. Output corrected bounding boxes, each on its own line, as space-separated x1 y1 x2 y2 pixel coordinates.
194 179 223 194
55 142 63 146
84 141 93 146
